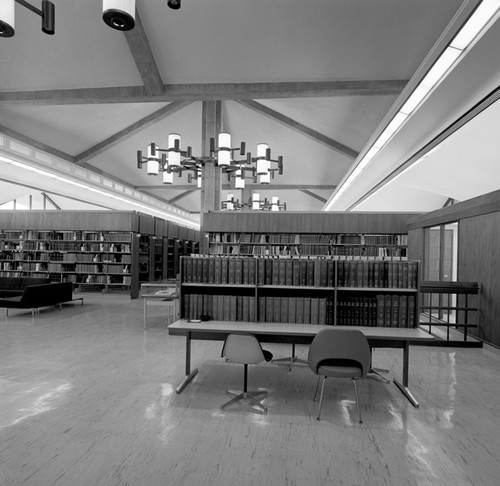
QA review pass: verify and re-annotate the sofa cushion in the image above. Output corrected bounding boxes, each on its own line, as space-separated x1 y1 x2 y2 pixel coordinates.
0 277 24 291
0 289 24 298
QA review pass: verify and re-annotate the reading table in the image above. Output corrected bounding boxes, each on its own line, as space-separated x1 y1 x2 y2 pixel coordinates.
168 320 434 407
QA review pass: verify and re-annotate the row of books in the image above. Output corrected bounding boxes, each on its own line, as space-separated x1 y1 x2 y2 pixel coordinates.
0 242 132 252
337 295 415 327
331 246 407 257
0 231 133 242
209 233 408 246
181 256 418 289
182 293 415 327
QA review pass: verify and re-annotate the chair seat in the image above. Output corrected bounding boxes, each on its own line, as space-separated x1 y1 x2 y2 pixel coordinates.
317 365 363 378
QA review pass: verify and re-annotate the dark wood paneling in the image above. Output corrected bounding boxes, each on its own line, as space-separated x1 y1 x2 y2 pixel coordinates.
0 210 140 232
154 218 169 237
408 228 425 262
408 189 500 230
203 211 421 234
167 222 179 238
458 213 500 346
138 214 155 235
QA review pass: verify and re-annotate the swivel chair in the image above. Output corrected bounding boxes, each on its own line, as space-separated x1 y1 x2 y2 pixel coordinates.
220 333 273 412
307 328 371 423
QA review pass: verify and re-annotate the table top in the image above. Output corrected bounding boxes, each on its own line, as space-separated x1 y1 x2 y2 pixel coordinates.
168 320 434 342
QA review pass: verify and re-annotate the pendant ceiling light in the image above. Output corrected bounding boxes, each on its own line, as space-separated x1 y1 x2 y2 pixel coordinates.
0 0 15 37
167 0 181 11
103 0 135 31
0 0 55 38
137 133 283 189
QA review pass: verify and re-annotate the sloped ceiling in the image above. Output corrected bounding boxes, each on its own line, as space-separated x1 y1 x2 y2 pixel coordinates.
0 0 498 219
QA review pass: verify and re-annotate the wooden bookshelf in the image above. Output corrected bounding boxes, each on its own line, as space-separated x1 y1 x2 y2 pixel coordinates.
208 232 408 258
0 211 201 299
179 255 419 328
0 229 134 292
204 211 418 258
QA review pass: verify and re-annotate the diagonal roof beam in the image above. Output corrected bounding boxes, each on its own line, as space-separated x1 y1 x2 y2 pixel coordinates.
124 10 164 96
0 123 75 162
168 190 196 204
0 80 408 105
74 101 192 165
237 100 359 160
301 190 327 203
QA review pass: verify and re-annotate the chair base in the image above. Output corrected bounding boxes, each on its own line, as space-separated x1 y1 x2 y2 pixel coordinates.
273 343 307 371
368 367 390 384
313 375 363 423
221 389 268 412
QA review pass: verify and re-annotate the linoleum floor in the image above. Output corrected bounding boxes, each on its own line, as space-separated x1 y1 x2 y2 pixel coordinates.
1 293 499 486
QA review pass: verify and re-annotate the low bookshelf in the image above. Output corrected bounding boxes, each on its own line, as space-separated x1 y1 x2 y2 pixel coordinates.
179 255 420 328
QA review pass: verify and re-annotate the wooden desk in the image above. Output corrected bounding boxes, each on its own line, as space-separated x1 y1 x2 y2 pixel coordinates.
168 320 434 407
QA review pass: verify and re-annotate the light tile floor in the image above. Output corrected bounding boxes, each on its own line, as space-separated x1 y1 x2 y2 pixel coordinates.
0 293 499 486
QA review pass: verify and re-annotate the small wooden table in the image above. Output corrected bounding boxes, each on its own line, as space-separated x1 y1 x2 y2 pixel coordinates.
168 320 434 407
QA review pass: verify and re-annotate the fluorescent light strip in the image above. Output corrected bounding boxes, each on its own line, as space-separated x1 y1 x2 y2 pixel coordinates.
324 0 500 211
0 155 200 229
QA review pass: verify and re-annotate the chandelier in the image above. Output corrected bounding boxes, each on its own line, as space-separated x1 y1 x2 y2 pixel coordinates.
137 133 283 188
222 193 287 212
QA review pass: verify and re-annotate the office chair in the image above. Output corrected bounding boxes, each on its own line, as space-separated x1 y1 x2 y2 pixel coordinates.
307 328 371 423
220 333 273 412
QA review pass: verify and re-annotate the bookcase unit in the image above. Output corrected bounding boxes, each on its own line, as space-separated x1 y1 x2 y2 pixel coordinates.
204 211 420 258
0 211 201 299
208 232 408 258
179 255 420 328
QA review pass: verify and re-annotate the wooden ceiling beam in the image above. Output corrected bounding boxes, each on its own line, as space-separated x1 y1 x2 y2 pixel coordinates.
74 101 191 165
135 184 337 191
301 189 327 203
0 124 75 163
237 100 359 160
124 10 164 96
0 80 408 105
168 190 196 204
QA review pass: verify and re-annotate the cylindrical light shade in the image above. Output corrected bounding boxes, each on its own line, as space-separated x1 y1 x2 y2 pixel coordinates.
163 171 174 184
167 133 181 169
197 175 202 188
147 159 159 175
259 172 270 184
252 193 260 210
169 151 181 169
256 143 268 158
271 196 279 211
217 133 232 167
168 133 181 168
147 144 159 160
234 169 245 189
103 0 136 31
168 133 181 150
0 1 15 38
256 143 270 175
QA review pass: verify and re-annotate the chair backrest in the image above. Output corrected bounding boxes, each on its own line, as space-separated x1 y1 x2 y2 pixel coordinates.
307 328 371 376
221 333 266 365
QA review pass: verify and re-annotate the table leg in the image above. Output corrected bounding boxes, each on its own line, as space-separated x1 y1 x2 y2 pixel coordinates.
393 342 420 407
143 298 147 330
176 331 198 394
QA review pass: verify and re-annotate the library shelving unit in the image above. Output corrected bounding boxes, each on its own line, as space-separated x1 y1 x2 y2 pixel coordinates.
0 211 201 299
204 211 419 259
179 255 420 328
208 232 408 258
0 228 135 293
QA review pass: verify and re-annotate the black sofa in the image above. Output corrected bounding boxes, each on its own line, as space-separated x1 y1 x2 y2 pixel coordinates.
0 277 77 315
